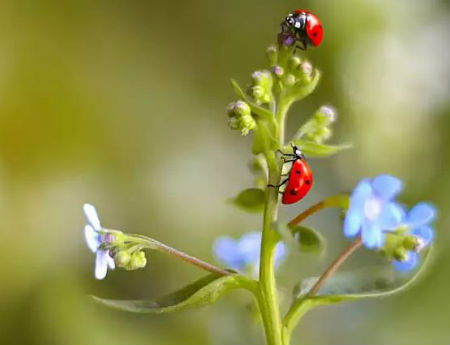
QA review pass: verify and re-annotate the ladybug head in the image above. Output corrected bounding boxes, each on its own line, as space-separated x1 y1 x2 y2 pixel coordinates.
291 144 304 159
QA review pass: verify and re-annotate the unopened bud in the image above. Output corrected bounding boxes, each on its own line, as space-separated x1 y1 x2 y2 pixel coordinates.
288 56 301 71
114 251 131 268
266 45 278 66
285 74 296 87
272 65 284 77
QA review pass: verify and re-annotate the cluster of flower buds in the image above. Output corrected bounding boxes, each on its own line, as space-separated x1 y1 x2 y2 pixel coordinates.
298 106 336 143
265 46 320 102
114 249 147 271
226 100 256 136
83 204 148 279
248 70 273 105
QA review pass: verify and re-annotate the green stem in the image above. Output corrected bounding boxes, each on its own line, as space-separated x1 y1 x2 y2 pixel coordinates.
258 150 283 345
126 234 230 276
282 237 363 341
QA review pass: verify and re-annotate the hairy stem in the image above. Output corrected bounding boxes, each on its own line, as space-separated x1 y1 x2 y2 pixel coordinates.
128 235 230 276
282 236 363 341
308 236 362 296
259 150 283 345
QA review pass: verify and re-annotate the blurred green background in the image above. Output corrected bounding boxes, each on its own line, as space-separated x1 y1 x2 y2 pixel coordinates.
0 1 449 344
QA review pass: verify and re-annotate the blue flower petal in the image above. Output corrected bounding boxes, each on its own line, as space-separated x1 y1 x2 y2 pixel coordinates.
406 202 437 228
371 175 402 201
274 242 288 268
350 179 373 211
213 237 244 270
107 252 115 270
238 232 262 265
83 203 102 230
344 206 364 238
393 252 419 272
361 221 384 249
84 225 100 253
95 250 109 280
411 225 434 247
376 202 405 230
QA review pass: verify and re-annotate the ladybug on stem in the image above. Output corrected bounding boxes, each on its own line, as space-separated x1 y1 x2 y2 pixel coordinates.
268 145 313 204
280 9 323 50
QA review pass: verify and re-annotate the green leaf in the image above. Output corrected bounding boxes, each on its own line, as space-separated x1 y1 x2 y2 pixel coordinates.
297 256 431 304
252 121 279 155
230 188 265 213
290 225 325 254
93 273 255 314
290 139 351 157
230 79 273 121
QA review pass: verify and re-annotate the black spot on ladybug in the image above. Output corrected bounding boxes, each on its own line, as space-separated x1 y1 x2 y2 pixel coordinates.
313 32 318 37
296 170 301 175
305 180 311 185
290 189 298 195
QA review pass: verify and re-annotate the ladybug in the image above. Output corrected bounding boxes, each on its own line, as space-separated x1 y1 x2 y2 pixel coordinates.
268 145 313 204
280 9 323 50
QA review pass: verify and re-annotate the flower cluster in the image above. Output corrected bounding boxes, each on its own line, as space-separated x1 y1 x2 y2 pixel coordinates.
296 106 336 143
344 175 436 271
226 101 256 136
213 232 287 277
83 204 147 279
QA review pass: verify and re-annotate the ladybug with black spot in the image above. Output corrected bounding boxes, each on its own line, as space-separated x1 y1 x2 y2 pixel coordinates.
280 9 323 50
268 145 313 204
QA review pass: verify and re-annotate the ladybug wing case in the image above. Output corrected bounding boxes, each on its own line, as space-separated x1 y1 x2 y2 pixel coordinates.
282 159 313 204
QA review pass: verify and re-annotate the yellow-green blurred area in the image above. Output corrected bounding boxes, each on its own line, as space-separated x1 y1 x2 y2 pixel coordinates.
0 0 449 344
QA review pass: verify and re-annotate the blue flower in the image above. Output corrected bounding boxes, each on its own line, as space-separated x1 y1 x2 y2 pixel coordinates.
213 231 287 276
393 202 436 272
83 203 115 280
344 175 404 249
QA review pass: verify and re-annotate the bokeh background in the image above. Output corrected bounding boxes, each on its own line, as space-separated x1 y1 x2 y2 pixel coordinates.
0 1 449 344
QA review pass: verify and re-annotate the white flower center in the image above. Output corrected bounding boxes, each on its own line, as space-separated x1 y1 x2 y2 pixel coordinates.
364 197 382 221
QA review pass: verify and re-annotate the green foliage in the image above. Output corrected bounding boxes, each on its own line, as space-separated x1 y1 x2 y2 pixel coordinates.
290 225 325 254
290 139 351 157
93 273 256 314
230 188 265 213
295 258 430 305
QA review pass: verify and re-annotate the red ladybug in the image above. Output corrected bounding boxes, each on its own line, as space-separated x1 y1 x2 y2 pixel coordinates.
269 145 313 204
280 9 323 50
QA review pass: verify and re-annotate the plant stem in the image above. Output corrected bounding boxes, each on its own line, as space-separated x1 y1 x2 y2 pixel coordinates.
288 200 327 228
282 236 362 342
259 150 283 345
307 236 362 296
128 234 230 276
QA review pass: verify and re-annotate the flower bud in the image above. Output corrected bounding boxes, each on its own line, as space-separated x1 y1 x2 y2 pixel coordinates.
114 250 131 268
125 251 147 271
285 74 296 87
228 116 240 130
288 56 301 71
298 62 313 84
315 106 336 125
266 45 278 66
239 114 256 136
250 85 265 100
272 65 284 77
233 100 251 116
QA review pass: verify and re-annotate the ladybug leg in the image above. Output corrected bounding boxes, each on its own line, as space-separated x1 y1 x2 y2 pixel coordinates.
267 178 289 188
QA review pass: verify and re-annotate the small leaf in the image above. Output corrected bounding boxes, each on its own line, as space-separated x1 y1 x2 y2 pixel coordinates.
296 252 431 305
230 188 265 213
290 139 351 157
290 225 325 254
93 273 254 314
231 79 273 121
253 121 279 155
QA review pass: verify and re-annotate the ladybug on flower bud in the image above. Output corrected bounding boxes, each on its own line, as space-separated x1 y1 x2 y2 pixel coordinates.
280 10 323 50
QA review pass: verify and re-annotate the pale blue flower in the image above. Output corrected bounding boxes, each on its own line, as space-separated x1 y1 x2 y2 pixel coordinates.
344 175 404 249
213 231 287 276
83 203 115 280
393 202 436 271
